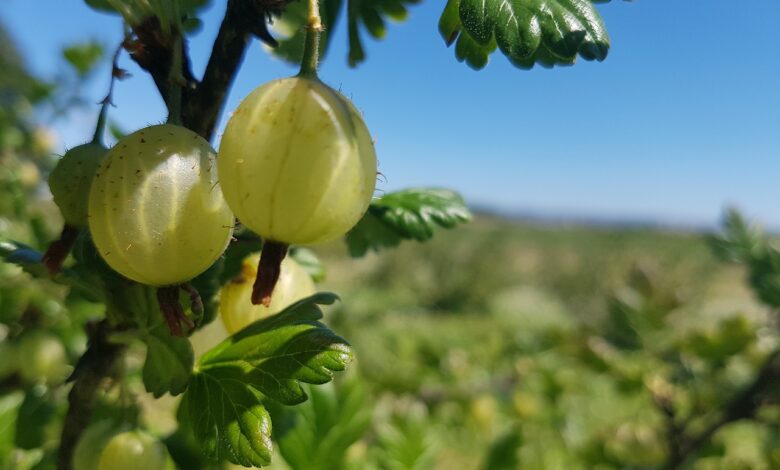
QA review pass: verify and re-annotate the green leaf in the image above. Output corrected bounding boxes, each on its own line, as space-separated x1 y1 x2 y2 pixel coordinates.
0 392 24 457
180 293 352 467
141 324 194 398
84 0 117 13
481 426 523 470
347 0 419 67
375 401 437 470
441 0 610 70
439 0 461 46
63 41 104 77
273 377 371 470
15 390 55 450
0 240 104 302
346 188 472 257
290 247 326 282
455 29 497 70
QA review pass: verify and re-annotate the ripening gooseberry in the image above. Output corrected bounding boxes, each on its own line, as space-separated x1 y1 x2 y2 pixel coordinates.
219 253 316 334
49 142 107 227
43 142 107 274
218 76 376 304
97 430 170 470
88 124 234 287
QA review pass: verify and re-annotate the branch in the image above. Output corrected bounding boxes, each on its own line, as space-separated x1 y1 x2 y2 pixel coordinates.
126 1 292 140
57 321 125 470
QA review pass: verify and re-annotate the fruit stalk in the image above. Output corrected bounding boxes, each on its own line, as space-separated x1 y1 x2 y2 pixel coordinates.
299 0 322 77
42 225 79 275
251 241 289 306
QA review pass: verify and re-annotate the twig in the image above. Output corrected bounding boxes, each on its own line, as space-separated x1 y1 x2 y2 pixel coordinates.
57 321 125 470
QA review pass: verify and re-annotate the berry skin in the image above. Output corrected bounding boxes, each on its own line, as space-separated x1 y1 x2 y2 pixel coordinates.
217 77 377 246
88 124 234 286
73 420 126 470
219 253 316 334
49 142 107 227
97 430 169 470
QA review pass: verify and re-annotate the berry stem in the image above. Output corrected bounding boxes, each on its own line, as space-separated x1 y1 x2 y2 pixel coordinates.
251 241 289 306
156 286 194 336
92 38 125 145
299 0 322 78
42 224 80 275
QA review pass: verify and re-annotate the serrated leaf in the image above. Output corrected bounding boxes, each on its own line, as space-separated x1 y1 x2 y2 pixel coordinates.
346 188 471 257
63 41 104 77
455 29 496 70
373 189 472 240
345 211 404 257
15 390 55 450
273 377 371 470
441 0 610 70
142 324 194 397
0 240 103 301
481 426 522 470
290 247 326 282
180 373 273 467
181 293 352 467
439 0 461 46
347 0 419 67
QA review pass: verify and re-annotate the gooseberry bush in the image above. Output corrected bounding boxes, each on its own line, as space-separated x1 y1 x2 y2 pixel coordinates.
12 1 776 469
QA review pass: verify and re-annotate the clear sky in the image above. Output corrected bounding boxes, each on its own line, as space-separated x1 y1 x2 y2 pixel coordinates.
2 1 779 228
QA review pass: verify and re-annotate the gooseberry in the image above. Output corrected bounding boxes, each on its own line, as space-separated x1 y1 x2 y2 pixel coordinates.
73 420 126 470
219 253 316 334
218 76 376 304
88 124 234 287
16 331 68 385
49 142 107 227
97 430 170 470
43 142 107 273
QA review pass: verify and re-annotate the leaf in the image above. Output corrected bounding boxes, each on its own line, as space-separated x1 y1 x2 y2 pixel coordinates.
289 247 326 282
440 0 611 70
455 29 497 70
0 240 103 302
346 188 472 257
441 0 497 70
347 0 419 67
141 324 194 398
15 390 55 450
63 41 104 77
375 401 437 470
180 293 352 467
481 426 523 470
272 377 371 470
345 211 404 257
0 392 24 457
84 0 116 13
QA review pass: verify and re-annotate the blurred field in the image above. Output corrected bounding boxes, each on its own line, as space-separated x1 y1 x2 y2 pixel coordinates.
257 214 774 469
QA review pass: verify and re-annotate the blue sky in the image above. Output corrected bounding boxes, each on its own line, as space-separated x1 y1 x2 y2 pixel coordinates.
2 0 780 228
